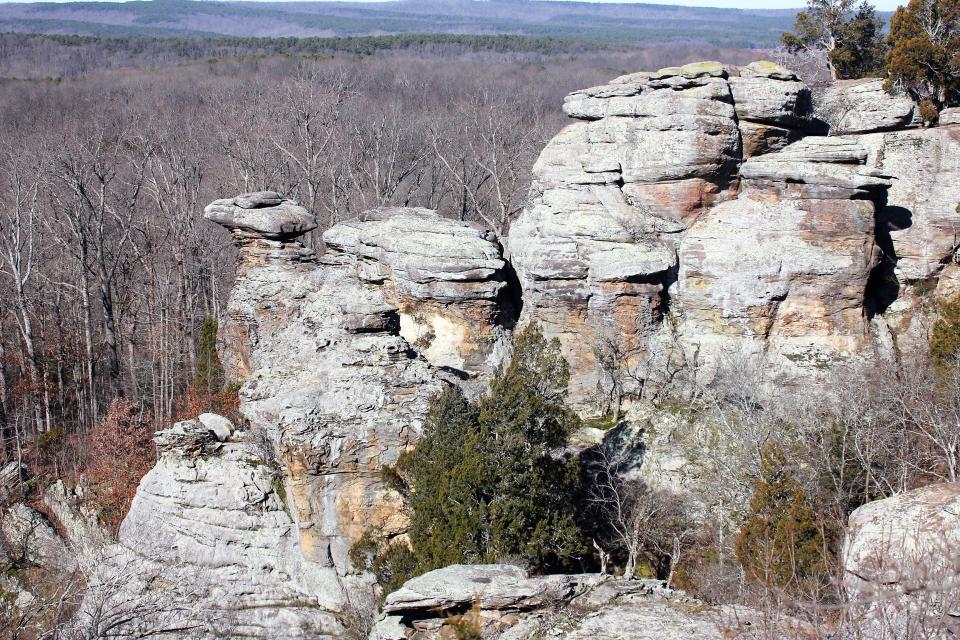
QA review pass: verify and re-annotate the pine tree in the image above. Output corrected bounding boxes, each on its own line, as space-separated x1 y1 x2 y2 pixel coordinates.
886 0 960 111
194 317 225 395
782 0 887 80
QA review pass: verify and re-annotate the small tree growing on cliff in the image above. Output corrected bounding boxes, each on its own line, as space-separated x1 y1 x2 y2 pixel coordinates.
398 324 586 573
735 442 831 590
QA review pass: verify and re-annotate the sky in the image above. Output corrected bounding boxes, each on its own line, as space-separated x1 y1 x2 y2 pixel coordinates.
0 0 908 8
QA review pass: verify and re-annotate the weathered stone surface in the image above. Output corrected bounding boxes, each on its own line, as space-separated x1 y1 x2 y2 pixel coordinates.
677 137 888 377
371 565 804 640
512 62 899 404
941 107 960 126
204 191 317 240
819 78 916 134
324 208 510 378
844 483 960 637
856 127 960 282
2 503 75 572
210 200 444 575
84 421 360 639
198 412 235 442
42 479 109 550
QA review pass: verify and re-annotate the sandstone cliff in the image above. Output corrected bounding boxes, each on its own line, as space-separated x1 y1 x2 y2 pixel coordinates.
64 61 960 639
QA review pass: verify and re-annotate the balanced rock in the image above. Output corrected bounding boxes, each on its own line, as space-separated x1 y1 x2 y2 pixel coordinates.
204 191 317 241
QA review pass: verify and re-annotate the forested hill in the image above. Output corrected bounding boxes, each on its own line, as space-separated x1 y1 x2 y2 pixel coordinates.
0 0 799 47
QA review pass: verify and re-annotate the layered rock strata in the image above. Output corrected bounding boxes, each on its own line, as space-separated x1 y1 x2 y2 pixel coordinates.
208 199 447 573
510 61 901 404
83 417 356 638
323 208 510 382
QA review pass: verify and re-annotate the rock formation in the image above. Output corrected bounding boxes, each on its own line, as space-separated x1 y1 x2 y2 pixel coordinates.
323 208 511 382
370 564 803 639
510 61 916 405
844 482 960 637
75 60 960 639
819 78 917 135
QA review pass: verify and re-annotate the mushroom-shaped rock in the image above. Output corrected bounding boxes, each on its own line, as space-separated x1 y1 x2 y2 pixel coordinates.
204 191 317 240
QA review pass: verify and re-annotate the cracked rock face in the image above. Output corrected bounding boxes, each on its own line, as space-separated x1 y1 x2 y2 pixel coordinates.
87 418 357 639
219 207 444 574
819 78 917 135
510 61 891 404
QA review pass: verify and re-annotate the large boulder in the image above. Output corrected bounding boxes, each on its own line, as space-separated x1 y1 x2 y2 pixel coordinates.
324 208 511 380
818 78 917 134
844 483 960 638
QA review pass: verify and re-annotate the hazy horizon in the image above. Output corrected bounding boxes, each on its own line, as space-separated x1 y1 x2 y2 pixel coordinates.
0 0 910 8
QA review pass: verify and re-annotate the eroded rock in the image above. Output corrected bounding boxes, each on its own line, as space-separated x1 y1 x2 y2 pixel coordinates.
844 483 960 637
203 191 317 241
819 78 916 135
324 208 511 379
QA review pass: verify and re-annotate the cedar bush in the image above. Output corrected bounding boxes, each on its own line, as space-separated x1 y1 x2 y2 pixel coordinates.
388 324 586 578
735 442 830 588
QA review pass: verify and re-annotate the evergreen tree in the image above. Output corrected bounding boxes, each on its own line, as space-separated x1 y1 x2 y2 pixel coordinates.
194 317 225 395
782 0 887 79
886 0 960 113
402 324 585 573
735 443 829 588
930 295 960 370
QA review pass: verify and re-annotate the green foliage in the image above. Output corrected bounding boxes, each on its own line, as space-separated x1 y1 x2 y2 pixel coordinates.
402 325 586 573
194 317 225 394
735 442 830 588
886 0 960 109
348 529 418 597
930 295 960 369
782 0 886 79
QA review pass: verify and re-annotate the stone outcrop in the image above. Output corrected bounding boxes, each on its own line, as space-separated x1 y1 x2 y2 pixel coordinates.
677 137 890 374
844 483 960 637
818 78 917 135
370 564 804 640
323 208 511 381
213 199 446 574
510 61 900 403
84 417 358 639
